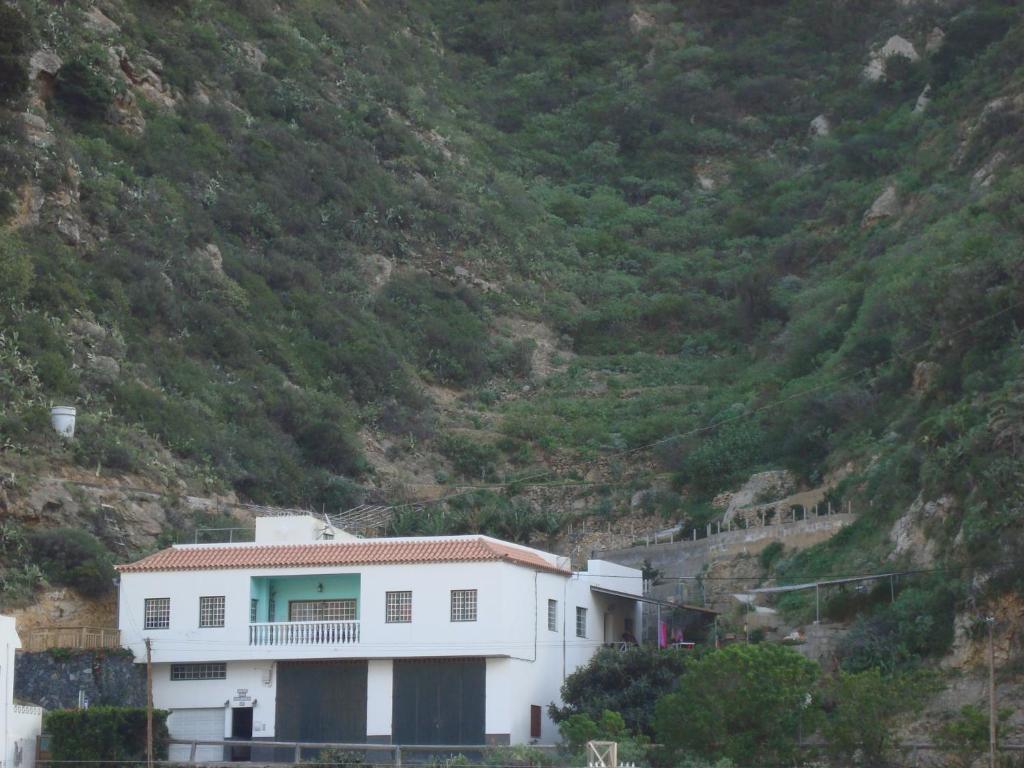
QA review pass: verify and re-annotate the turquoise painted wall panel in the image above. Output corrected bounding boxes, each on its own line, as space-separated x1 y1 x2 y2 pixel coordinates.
250 574 361 621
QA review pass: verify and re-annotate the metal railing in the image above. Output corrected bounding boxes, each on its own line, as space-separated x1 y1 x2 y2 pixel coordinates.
248 620 360 646
22 627 121 652
164 739 558 766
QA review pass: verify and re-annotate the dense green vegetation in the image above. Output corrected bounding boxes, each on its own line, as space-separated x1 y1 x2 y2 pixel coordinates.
45 706 169 763
0 0 1022 706
556 646 949 767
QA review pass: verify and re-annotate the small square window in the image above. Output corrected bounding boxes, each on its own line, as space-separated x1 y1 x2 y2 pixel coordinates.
199 596 225 628
547 599 558 632
144 598 170 630
575 606 587 638
386 591 412 623
450 589 477 622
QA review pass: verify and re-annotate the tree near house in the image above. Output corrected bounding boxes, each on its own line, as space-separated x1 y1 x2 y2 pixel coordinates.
550 645 690 736
820 667 940 767
653 643 820 766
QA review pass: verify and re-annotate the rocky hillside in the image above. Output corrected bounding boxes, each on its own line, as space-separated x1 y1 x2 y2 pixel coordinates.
0 0 1023 722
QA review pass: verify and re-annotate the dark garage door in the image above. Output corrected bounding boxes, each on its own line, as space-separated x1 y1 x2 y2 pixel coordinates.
277 661 367 743
393 658 485 745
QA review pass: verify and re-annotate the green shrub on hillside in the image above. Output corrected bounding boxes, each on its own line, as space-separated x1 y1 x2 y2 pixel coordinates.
0 6 30 105
55 54 116 121
27 528 116 597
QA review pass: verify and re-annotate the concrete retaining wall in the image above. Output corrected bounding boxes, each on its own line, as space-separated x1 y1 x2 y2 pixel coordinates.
596 514 856 579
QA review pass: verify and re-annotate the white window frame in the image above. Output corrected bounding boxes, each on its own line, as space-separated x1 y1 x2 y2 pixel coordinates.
576 606 587 638
170 663 226 681
144 598 170 630
450 589 478 622
547 599 558 632
385 591 412 623
288 599 356 622
199 596 225 628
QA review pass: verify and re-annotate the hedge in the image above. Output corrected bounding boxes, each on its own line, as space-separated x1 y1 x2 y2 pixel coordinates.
45 707 170 763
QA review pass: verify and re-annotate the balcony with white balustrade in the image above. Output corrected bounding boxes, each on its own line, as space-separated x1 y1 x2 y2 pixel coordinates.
248 619 360 647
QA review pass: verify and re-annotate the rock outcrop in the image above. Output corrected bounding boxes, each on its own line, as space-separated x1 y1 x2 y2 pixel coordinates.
716 470 797 525
863 35 919 82
20 112 55 148
809 114 831 138
888 493 954 567
862 184 900 227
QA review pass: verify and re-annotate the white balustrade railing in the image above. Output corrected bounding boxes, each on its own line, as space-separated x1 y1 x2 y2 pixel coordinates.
249 620 360 647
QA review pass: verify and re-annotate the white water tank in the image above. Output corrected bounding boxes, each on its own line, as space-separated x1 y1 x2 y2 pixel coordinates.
50 405 76 439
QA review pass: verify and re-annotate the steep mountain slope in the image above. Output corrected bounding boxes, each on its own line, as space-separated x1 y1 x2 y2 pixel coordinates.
1 0 1023 690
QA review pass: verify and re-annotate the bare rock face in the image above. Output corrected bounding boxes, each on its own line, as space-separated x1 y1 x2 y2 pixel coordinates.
914 84 931 113
11 183 45 228
108 46 178 109
721 470 797 525
911 361 941 395
107 90 146 134
863 35 919 82
70 315 127 360
28 50 62 81
82 5 121 35
194 243 225 274
925 26 945 54
20 112 55 148
971 151 1008 189
862 184 900 227
889 493 954 567
809 114 831 138
240 42 268 71
56 215 81 245
192 81 213 106
628 7 655 35
954 94 1024 167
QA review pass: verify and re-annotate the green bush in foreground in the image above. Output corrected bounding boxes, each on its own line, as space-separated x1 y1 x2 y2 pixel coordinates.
45 706 169 763
654 643 819 767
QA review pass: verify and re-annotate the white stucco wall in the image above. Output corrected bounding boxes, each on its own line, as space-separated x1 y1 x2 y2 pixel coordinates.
1 615 41 768
119 538 642 746
154 661 276 738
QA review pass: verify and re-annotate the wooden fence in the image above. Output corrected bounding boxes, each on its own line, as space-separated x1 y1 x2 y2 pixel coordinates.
22 626 121 652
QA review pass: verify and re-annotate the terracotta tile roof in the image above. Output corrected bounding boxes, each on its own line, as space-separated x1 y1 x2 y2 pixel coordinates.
117 537 569 575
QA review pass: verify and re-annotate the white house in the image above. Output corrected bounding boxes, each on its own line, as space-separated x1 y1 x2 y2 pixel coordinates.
1 616 42 768
116 515 643 759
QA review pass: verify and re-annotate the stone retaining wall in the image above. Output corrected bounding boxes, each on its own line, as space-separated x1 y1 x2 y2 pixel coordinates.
15 649 145 710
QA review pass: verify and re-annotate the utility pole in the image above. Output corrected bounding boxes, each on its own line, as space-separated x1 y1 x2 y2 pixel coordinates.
145 637 154 768
987 616 996 768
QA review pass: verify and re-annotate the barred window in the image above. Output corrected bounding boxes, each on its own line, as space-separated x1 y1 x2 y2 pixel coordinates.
170 663 226 681
250 599 258 623
450 589 477 622
144 598 170 630
547 599 558 632
576 606 587 638
288 599 356 622
386 591 412 623
199 596 225 628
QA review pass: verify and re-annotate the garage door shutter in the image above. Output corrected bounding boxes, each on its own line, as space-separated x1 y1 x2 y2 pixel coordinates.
276 661 367 744
168 708 224 762
392 659 485 745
